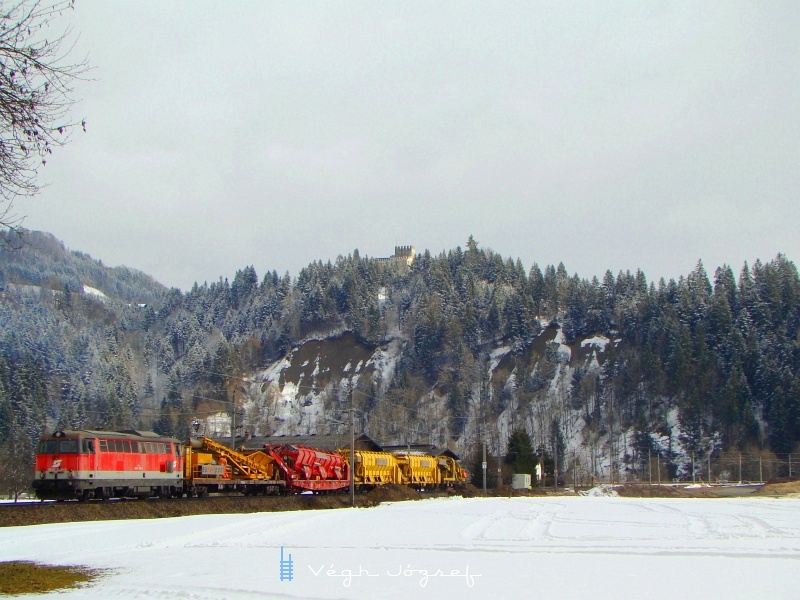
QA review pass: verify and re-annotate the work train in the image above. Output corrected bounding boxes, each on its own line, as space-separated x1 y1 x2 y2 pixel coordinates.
32 429 467 501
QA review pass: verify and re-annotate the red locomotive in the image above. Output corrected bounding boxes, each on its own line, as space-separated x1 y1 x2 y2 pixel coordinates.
33 429 183 501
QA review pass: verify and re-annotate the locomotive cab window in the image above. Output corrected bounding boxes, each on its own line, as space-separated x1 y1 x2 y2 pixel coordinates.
81 440 95 454
99 440 108 452
58 440 79 454
38 440 58 454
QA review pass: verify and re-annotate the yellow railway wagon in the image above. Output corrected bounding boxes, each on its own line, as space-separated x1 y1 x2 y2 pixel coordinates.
338 450 402 487
184 438 284 496
394 453 442 488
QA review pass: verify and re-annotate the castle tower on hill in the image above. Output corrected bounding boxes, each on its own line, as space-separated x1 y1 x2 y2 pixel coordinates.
375 245 416 272
393 245 415 267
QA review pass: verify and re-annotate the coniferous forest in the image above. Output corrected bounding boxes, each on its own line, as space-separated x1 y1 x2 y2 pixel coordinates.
1 230 799 494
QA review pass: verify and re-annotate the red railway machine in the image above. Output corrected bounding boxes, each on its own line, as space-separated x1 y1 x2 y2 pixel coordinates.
33 429 184 501
263 444 350 493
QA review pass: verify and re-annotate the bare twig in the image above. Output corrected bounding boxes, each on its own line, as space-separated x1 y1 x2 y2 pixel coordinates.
0 0 89 234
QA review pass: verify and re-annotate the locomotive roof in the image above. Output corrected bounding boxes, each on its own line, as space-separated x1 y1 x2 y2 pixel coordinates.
44 429 180 442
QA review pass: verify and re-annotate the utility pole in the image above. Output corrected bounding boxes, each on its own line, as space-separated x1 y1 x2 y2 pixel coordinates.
350 384 355 507
657 454 661 485
154 344 159 426
648 450 652 485
573 451 577 490
708 453 711 484
495 435 502 489
692 452 696 484
482 442 487 493
608 391 613 485
554 439 558 492
230 389 237 450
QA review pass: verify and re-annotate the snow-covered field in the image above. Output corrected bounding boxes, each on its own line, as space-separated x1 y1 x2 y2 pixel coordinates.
1 496 799 599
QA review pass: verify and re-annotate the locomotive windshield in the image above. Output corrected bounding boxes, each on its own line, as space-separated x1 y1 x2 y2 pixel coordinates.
38 439 79 454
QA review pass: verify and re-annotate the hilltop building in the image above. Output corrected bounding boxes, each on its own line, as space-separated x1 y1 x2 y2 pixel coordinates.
375 245 416 272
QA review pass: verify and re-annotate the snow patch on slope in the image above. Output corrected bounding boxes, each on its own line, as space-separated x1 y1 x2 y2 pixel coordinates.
365 338 404 396
551 328 572 361
581 335 610 352
82 285 107 299
488 346 511 372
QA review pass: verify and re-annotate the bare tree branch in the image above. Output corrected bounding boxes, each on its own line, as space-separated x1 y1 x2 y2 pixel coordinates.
0 0 89 233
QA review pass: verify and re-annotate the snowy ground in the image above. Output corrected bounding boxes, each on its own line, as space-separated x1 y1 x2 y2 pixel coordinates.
1 496 799 599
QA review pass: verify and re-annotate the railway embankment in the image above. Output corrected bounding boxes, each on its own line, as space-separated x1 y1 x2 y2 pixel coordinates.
4 479 798 528
0 484 440 527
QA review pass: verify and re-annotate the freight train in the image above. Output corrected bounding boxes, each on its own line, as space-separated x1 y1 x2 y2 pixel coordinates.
32 429 467 501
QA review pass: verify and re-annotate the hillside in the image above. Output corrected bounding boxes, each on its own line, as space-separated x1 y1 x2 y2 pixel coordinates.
0 229 166 304
235 327 612 458
2 231 800 495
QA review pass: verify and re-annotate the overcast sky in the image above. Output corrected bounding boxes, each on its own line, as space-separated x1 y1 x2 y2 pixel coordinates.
15 1 800 291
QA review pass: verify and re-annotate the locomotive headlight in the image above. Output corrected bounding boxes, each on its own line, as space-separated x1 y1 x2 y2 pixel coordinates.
68 470 74 479
39 471 45 479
